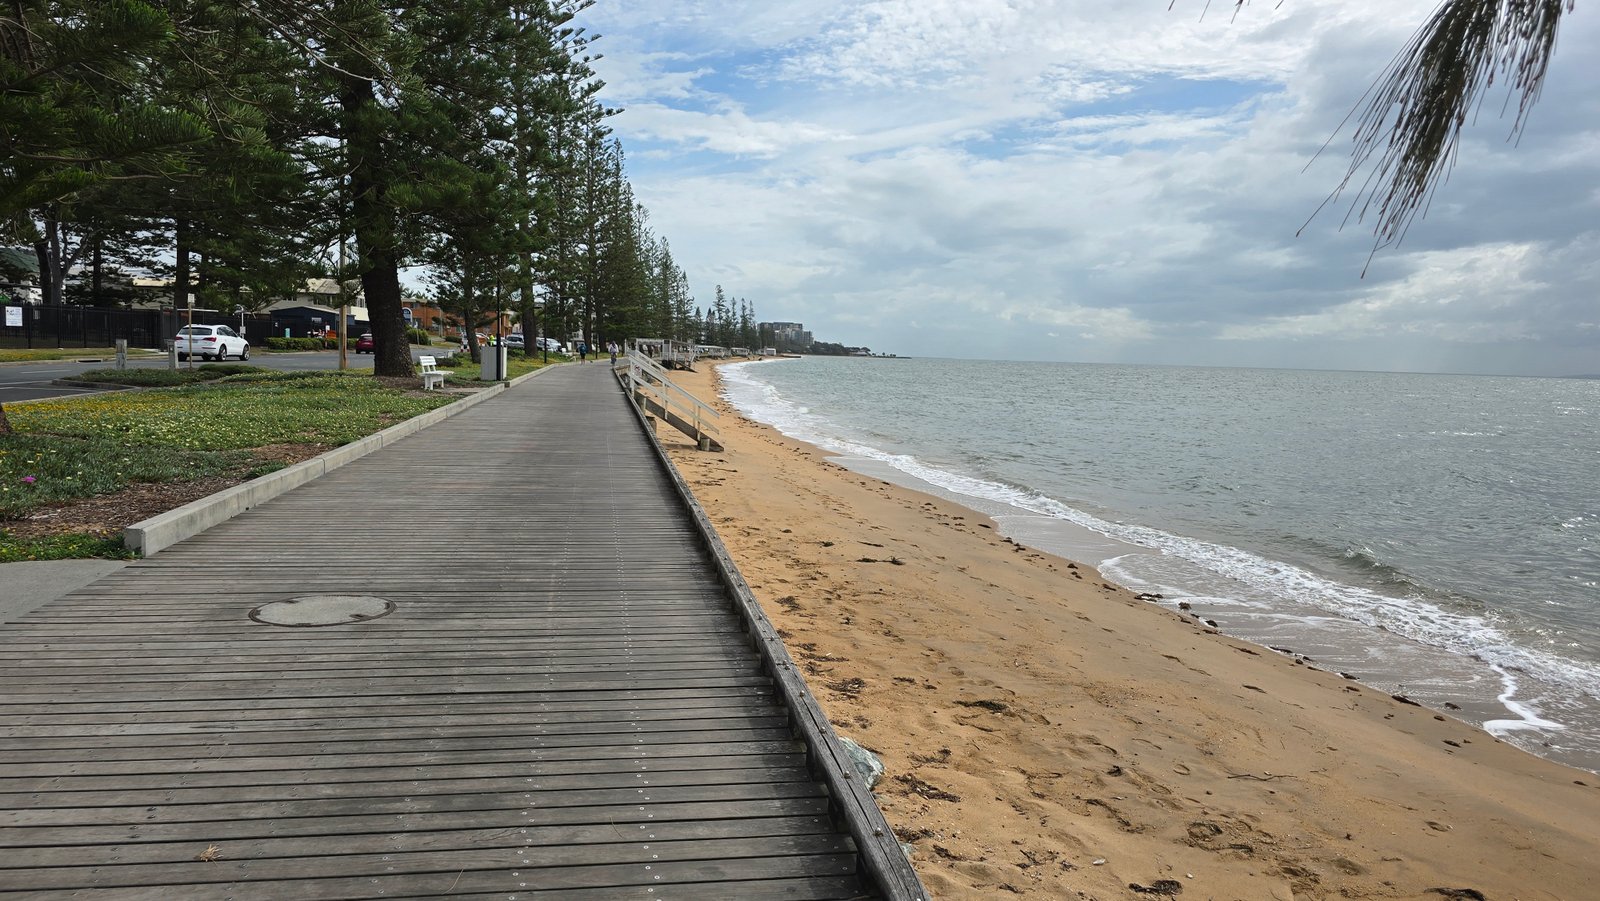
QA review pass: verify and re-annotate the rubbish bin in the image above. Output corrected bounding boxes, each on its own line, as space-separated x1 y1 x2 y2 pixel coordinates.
481 344 508 380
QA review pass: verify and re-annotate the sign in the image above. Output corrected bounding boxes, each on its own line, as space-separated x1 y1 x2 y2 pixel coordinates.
4 306 19 327
401 307 413 322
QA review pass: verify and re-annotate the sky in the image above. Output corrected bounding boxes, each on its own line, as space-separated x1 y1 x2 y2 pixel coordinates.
574 1 1600 376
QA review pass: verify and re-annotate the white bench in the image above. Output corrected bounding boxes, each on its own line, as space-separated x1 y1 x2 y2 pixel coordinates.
419 355 448 390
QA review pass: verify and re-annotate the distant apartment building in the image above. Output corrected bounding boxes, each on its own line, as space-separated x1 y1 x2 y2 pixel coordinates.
760 321 813 350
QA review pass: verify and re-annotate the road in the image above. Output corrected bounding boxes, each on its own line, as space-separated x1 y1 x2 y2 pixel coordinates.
0 350 440 403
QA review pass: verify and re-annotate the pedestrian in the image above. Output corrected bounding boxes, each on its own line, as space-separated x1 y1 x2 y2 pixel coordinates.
607 340 618 365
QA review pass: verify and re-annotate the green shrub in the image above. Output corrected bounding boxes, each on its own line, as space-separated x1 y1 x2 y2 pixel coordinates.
73 364 265 387
264 337 325 351
407 327 432 345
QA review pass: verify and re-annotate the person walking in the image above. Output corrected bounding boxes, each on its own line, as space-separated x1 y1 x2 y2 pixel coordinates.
607 341 618 365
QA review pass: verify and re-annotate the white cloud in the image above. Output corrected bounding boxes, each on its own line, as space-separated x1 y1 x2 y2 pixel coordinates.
577 0 1600 375
612 102 846 157
999 302 1155 341
1219 244 1550 343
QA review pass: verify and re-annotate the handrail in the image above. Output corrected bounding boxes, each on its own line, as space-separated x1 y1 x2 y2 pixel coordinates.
626 350 721 438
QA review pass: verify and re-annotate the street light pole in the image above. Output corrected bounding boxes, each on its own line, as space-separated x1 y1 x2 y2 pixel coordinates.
538 295 547 364
337 238 348 370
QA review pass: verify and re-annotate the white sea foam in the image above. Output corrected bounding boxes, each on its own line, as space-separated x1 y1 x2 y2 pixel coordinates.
719 360 1600 715
1484 666 1566 736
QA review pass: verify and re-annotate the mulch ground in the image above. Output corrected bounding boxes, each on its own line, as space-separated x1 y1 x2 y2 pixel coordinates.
1 443 330 540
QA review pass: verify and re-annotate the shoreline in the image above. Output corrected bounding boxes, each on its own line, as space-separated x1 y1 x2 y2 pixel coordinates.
716 357 1600 775
815 451 1598 774
658 360 1600 900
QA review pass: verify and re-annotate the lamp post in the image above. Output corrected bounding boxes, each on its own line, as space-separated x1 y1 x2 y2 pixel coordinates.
185 294 193 371
537 294 547 364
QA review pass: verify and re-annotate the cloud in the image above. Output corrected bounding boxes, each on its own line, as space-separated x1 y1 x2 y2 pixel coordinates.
1218 243 1549 343
611 102 846 157
998 302 1155 342
579 0 1600 376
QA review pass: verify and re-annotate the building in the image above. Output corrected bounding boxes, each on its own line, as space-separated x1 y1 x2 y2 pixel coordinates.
759 321 813 350
122 277 370 338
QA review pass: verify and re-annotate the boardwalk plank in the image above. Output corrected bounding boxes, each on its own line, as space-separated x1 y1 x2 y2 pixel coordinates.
1 812 835 868
0 719 795 763
0 760 814 808
0 795 835 849
0 854 864 900
0 751 806 796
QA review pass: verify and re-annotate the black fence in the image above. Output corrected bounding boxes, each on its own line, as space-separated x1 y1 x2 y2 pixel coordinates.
0 304 283 350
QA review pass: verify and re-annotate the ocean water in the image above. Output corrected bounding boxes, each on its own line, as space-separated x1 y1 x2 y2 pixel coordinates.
719 357 1600 773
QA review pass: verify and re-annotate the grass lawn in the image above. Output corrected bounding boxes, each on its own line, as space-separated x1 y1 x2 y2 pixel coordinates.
0 368 468 561
0 347 161 363
439 352 571 381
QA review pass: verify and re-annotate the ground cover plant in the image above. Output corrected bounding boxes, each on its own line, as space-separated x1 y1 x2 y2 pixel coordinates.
0 347 141 363
0 433 248 518
11 370 456 451
0 532 138 564
0 371 463 559
68 364 259 387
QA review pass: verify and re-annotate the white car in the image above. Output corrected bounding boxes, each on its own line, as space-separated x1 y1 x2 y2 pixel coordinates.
176 325 250 361
537 337 565 353
502 333 526 349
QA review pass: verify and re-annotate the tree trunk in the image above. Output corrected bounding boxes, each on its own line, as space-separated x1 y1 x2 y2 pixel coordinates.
464 268 481 364
32 237 51 305
341 73 413 378
45 215 64 303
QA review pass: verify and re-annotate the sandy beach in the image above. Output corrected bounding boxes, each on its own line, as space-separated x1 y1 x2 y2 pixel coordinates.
654 361 1600 901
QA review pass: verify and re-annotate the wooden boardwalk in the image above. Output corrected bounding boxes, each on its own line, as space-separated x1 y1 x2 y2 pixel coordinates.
0 365 923 899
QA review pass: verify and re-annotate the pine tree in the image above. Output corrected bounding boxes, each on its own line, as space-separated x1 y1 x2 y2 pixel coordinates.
0 0 206 430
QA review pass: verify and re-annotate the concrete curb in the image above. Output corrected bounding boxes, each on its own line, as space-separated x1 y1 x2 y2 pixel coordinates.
123 363 558 557
49 379 134 391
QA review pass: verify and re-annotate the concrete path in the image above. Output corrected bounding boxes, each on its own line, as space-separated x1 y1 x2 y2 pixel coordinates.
0 363 917 900
0 559 132 624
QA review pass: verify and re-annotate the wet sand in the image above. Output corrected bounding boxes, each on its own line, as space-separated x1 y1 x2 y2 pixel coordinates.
655 361 1600 901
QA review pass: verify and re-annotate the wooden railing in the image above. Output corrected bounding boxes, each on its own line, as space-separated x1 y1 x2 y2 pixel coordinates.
622 347 722 450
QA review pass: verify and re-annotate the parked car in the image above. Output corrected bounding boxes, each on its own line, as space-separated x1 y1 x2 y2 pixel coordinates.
537 337 565 353
175 324 249 361
355 333 375 353
502 333 525 349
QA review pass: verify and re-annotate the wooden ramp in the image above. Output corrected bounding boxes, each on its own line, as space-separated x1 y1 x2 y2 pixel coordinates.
0 365 923 900
621 353 723 452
